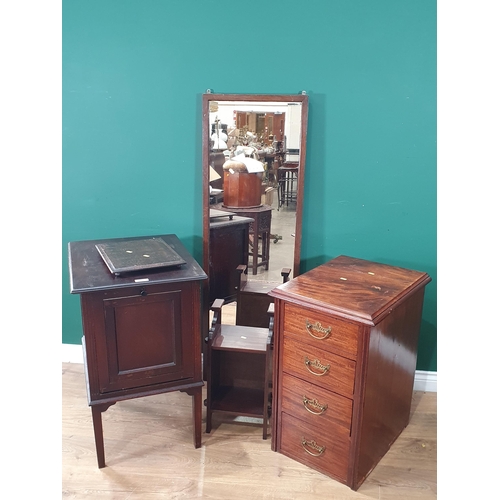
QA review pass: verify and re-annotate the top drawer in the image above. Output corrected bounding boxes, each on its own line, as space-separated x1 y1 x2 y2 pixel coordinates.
284 303 359 360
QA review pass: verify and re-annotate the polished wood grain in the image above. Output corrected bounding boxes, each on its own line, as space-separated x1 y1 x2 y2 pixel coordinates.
211 324 269 352
282 336 356 397
62 362 436 499
355 288 427 488
208 216 251 304
280 412 351 483
206 300 273 439
205 216 252 380
283 302 359 359
270 255 431 490
271 255 431 325
222 170 262 208
68 235 207 467
281 372 353 434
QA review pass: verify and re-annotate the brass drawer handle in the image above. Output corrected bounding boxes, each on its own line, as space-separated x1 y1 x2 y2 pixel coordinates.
305 320 332 340
304 356 330 376
303 396 328 415
301 438 326 457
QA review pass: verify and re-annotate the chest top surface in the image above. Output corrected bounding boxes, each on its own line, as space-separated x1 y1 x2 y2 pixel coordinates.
68 234 207 294
269 255 431 325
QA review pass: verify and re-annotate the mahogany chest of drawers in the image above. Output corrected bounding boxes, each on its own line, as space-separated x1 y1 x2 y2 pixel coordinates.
269 255 431 490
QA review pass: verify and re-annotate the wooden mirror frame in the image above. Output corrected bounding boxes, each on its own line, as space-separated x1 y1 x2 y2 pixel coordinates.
202 92 309 280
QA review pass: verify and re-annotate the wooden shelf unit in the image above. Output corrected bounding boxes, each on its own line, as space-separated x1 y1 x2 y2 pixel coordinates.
206 300 273 439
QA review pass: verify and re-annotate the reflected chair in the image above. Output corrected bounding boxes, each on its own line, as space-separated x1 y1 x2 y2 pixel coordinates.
235 264 290 328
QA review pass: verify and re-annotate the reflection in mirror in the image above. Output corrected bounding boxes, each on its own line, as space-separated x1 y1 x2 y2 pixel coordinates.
202 93 308 306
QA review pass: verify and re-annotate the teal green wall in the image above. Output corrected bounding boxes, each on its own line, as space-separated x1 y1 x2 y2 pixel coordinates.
62 0 436 371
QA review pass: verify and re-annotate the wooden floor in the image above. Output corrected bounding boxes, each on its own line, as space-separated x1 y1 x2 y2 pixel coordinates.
62 361 436 499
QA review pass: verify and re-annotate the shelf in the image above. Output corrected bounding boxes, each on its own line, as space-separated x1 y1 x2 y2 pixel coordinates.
210 386 266 417
211 325 269 353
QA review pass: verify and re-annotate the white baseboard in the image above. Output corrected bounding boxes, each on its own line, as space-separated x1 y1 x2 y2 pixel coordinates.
61 344 437 392
413 369 437 392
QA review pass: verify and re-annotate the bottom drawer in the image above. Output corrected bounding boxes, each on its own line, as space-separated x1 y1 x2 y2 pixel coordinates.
280 412 350 483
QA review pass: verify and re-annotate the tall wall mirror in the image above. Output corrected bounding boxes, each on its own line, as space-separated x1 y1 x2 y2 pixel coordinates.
202 92 309 305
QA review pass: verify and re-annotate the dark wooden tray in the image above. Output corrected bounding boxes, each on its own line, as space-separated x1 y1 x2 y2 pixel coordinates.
95 237 186 275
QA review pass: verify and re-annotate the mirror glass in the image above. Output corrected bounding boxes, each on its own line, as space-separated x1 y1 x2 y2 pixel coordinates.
202 93 308 300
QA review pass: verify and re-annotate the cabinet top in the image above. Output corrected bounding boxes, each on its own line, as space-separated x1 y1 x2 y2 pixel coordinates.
68 234 207 294
269 255 431 325
209 215 253 230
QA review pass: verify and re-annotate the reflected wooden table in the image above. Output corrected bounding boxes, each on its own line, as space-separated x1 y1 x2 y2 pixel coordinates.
213 203 273 275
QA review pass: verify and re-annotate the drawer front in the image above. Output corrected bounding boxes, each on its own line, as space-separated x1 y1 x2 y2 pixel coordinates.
281 372 353 436
280 412 350 483
282 337 356 398
284 303 359 359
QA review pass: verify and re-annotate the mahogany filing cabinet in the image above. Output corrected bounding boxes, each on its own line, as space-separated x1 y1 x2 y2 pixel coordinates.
68 234 207 468
269 255 431 490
